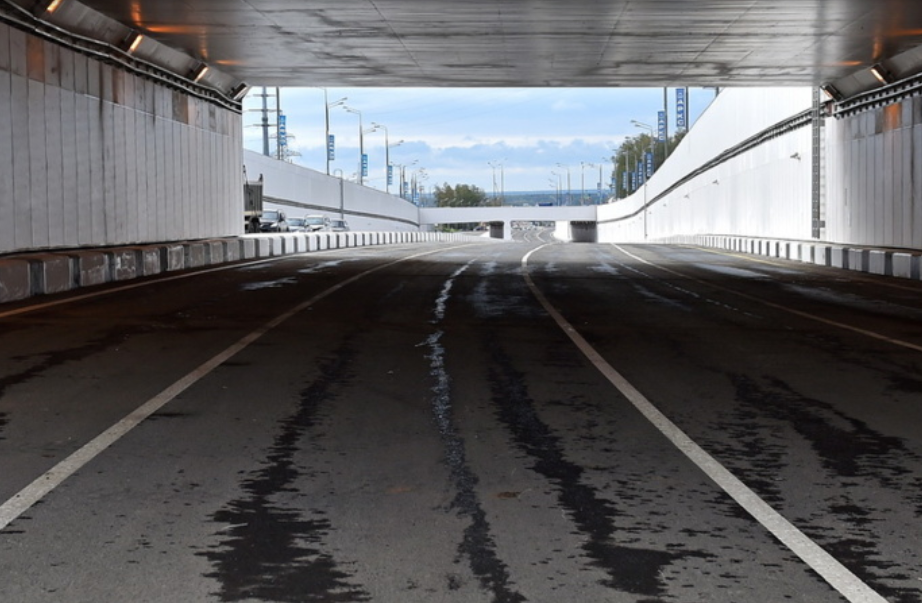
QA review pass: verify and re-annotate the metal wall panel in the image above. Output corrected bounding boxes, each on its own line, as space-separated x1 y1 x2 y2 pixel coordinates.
44 83 65 246
75 93 92 246
28 80 49 248
134 107 149 242
0 47 13 251
0 28 242 254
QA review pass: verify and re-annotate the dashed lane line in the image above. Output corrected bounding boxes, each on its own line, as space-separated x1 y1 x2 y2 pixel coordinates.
521 244 888 603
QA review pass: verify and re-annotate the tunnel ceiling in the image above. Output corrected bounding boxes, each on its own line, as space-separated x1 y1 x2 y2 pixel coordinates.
60 0 922 91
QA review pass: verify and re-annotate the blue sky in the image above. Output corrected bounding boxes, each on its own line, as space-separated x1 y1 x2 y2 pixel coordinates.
242 87 718 194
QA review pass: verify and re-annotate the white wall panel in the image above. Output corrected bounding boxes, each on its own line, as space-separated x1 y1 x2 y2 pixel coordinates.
28 80 49 248
0 26 243 254
0 28 13 251
45 84 65 246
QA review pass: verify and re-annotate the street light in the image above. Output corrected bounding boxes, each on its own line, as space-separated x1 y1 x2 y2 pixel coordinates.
324 91 346 175
551 171 563 205
362 123 381 188
631 120 655 240
580 162 595 205
556 163 571 205
343 106 365 185
372 122 402 194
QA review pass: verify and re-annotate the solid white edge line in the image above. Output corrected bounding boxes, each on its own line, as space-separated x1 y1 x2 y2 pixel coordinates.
0 244 467 532
521 244 888 603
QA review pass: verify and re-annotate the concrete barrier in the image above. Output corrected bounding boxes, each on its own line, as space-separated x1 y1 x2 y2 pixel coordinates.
69 251 109 286
847 249 869 272
812 245 831 267
162 245 185 272
27 254 73 295
869 250 893 276
107 249 138 281
223 239 241 263
204 240 225 265
0 258 32 302
239 238 257 260
831 247 849 270
184 243 207 269
127 246 163 277
892 253 920 280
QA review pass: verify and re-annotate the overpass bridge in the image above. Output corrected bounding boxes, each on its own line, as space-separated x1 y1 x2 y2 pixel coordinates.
419 205 598 240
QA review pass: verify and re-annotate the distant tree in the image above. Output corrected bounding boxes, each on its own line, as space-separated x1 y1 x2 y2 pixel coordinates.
434 183 488 208
610 130 688 199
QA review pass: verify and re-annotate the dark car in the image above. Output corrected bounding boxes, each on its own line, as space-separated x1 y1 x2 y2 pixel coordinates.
259 209 290 232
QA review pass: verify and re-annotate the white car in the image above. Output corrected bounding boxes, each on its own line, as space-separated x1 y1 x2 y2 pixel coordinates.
303 215 331 231
330 219 350 232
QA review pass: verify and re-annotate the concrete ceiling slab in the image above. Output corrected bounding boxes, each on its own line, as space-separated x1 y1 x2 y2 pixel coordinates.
67 0 922 89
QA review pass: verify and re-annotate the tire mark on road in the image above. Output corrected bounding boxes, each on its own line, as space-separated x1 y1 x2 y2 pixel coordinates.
425 261 526 602
486 339 706 597
199 342 370 602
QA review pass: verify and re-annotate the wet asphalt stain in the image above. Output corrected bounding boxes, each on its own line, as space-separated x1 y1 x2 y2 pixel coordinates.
732 375 922 498
199 344 370 602
425 331 526 603
731 374 922 602
487 341 708 598
0 328 132 399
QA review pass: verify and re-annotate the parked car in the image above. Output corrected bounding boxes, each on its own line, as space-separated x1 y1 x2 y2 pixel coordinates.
303 215 331 232
259 209 290 232
330 219 350 232
286 216 307 232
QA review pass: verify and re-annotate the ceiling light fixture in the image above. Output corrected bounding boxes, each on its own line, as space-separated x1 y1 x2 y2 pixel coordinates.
125 31 144 53
190 63 209 82
229 82 250 101
33 0 65 16
820 84 843 101
870 63 894 85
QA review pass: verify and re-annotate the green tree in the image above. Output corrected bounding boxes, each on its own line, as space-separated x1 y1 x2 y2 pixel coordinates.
434 183 489 208
610 131 688 199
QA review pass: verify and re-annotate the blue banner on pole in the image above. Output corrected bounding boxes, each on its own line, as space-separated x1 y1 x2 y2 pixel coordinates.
327 134 335 161
361 153 368 177
657 111 666 142
645 151 654 177
387 165 393 186
278 114 288 147
676 88 687 132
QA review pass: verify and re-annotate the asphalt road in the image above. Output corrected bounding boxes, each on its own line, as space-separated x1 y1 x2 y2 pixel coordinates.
0 234 920 603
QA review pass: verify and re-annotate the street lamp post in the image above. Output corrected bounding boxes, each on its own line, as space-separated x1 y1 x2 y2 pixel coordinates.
632 120 655 240
580 161 595 205
551 171 560 205
344 106 365 185
324 91 346 175
556 163 571 205
333 168 345 219
372 122 402 195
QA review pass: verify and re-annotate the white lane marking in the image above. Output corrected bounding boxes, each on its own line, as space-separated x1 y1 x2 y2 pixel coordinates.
614 244 922 354
0 245 465 532
521 244 888 603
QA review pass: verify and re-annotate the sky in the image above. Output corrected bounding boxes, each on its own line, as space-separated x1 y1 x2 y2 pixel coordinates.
241 87 719 195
